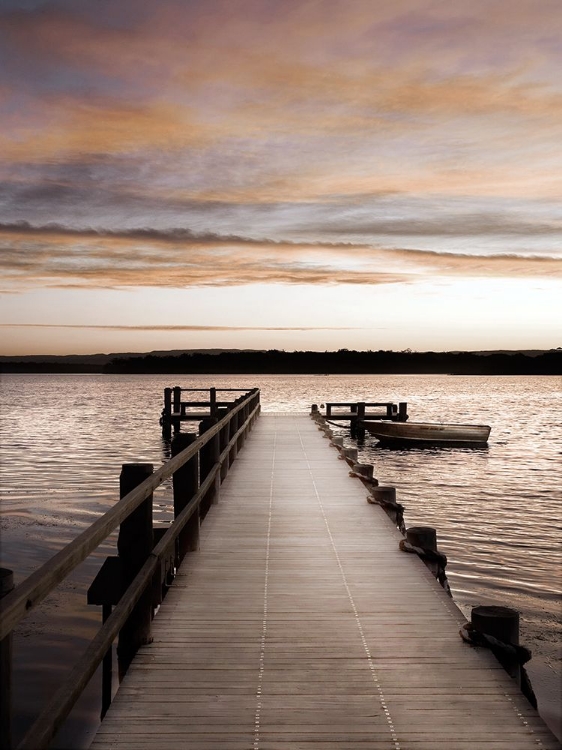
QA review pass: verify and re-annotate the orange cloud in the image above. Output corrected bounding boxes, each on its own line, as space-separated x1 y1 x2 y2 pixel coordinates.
1 223 560 292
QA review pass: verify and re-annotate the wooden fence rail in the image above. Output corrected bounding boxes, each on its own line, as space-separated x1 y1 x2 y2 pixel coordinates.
0 387 260 750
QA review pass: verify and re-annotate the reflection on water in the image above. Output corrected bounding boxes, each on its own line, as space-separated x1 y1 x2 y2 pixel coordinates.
1 373 561 745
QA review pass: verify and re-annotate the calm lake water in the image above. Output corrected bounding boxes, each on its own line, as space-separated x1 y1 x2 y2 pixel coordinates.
1 373 561 746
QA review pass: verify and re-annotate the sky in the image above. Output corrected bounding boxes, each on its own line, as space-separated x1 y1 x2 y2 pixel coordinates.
0 0 561 355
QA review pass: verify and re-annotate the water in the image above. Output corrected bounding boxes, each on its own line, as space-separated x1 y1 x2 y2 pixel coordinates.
0 373 560 746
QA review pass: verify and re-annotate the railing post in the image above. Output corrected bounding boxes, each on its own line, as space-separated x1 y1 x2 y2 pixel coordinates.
356 402 366 441
236 398 245 452
217 407 230 482
0 568 14 750
117 463 154 680
172 386 181 434
172 433 200 563
209 388 217 417
101 603 112 719
229 403 239 466
199 417 220 517
162 388 172 438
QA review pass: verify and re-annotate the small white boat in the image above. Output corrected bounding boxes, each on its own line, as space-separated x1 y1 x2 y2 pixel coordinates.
362 420 491 447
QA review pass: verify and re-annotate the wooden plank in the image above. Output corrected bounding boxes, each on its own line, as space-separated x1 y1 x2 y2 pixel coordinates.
91 415 561 750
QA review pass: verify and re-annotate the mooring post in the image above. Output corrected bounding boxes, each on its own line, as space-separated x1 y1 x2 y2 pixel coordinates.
0 568 14 750
471 605 521 680
117 463 154 680
310 403 319 415
406 526 437 551
199 417 220 516
399 402 408 421
368 485 396 505
172 433 200 563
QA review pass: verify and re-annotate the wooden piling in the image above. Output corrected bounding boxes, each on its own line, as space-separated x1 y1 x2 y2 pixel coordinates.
471 605 521 679
368 485 396 505
117 463 154 679
406 526 437 551
0 568 14 750
172 433 200 562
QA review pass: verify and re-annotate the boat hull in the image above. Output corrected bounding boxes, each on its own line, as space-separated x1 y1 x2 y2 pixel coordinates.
362 420 491 447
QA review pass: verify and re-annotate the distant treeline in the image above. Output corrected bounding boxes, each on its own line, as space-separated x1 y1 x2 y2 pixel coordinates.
103 349 561 375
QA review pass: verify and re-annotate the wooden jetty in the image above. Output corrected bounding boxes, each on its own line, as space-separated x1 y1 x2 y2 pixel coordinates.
1 391 560 750
319 401 408 439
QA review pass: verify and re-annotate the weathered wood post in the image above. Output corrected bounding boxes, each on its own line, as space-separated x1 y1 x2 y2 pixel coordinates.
406 526 437 551
172 433 200 563
162 388 172 438
310 403 319 415
350 403 357 437
217 407 230 482
386 403 394 419
199 417 220 518
0 568 14 750
229 402 239 466
399 402 408 421
101 603 112 718
117 463 154 680
209 387 217 417
172 386 181 434
471 605 521 679
236 398 245 452
356 402 366 441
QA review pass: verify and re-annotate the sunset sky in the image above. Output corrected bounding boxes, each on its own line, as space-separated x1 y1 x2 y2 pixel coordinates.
1 0 561 355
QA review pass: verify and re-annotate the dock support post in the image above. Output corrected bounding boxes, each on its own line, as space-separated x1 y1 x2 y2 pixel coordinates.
117 463 154 680
172 433 200 562
399 402 408 422
199 417 220 517
0 568 14 750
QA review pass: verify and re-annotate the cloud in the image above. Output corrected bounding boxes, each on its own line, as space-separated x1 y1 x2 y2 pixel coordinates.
0 222 560 292
0 323 361 331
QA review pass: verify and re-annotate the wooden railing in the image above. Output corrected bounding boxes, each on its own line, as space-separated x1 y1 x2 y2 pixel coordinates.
0 388 260 750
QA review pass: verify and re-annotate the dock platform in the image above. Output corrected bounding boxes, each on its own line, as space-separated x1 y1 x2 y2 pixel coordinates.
91 415 559 750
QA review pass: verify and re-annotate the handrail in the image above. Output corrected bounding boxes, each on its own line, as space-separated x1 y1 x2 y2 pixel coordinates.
0 390 257 640
3 387 260 750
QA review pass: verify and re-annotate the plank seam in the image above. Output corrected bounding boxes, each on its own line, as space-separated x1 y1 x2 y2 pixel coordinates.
253 421 276 750
298 422 402 750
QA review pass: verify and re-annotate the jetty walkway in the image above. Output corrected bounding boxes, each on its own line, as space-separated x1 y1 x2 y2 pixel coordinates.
91 415 557 750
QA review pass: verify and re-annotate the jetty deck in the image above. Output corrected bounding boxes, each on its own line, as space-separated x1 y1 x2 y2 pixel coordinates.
91 415 558 750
